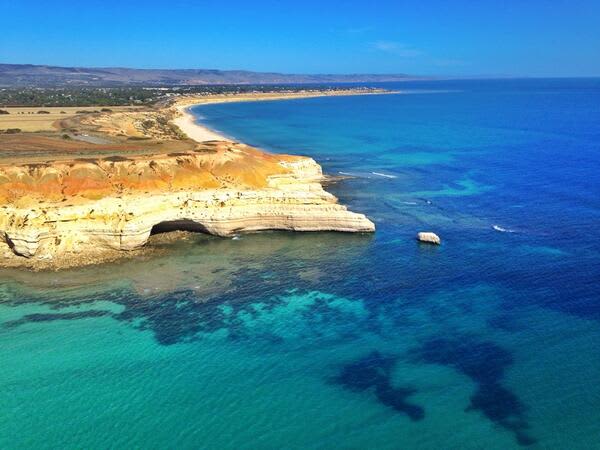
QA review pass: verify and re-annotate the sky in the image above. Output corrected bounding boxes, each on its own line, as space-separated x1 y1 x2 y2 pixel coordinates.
1 0 599 77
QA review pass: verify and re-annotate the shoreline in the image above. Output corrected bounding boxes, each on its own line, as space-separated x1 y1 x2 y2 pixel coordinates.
173 104 232 142
171 88 398 144
0 89 383 270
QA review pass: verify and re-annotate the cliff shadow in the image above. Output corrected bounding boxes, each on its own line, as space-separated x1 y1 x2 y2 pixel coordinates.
150 219 211 236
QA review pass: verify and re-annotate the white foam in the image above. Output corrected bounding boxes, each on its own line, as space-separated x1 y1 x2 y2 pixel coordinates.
339 171 372 178
372 172 397 179
492 225 515 233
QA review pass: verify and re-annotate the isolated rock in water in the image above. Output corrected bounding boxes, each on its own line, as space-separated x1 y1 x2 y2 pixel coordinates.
417 232 441 245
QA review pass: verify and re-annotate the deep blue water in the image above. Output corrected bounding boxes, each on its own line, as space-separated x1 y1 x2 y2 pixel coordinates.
1 79 600 449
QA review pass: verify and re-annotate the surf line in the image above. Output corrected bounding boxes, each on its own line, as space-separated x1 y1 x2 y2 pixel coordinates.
372 172 397 179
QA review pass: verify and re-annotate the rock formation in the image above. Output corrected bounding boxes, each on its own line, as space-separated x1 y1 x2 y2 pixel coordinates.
0 141 374 267
417 232 441 245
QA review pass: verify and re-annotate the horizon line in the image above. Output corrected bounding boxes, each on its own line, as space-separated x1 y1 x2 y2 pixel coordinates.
1 62 599 80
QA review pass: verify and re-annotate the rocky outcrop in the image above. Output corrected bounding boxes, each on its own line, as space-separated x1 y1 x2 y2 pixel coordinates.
417 232 441 245
0 141 374 266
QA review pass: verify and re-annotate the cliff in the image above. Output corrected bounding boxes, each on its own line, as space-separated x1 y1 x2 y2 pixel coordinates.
0 141 374 268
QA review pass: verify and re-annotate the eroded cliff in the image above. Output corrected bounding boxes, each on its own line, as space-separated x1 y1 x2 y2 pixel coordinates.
0 141 374 267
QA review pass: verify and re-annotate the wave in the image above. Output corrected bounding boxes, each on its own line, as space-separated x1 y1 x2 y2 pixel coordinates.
338 171 369 177
492 225 516 233
372 172 397 179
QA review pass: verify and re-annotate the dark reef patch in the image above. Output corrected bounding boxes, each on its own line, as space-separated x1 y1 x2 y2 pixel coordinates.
487 313 522 332
113 289 218 345
417 337 536 446
334 351 424 421
4 310 110 328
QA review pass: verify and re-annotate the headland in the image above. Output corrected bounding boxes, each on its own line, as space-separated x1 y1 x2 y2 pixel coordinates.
0 88 382 269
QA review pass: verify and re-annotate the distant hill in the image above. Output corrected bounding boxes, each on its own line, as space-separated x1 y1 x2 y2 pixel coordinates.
0 64 422 87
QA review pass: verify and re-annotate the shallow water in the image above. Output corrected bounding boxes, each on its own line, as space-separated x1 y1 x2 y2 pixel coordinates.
2 79 600 449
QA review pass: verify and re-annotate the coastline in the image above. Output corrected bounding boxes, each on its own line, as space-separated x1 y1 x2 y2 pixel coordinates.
173 105 231 142
0 89 382 270
171 89 398 144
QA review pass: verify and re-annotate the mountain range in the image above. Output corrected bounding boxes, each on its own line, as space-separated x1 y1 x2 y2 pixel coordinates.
0 64 421 87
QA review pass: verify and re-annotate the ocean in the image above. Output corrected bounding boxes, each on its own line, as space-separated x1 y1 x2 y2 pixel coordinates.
1 79 600 448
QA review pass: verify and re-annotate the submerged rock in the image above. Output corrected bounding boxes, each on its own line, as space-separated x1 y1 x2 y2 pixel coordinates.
417 232 441 245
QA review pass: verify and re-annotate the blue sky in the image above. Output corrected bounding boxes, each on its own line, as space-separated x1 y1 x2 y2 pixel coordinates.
1 0 599 76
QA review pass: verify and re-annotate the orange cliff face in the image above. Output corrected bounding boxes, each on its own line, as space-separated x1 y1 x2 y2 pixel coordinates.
0 141 308 206
0 140 374 268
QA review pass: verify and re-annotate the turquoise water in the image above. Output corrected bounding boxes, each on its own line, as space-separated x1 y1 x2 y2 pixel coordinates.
2 79 600 448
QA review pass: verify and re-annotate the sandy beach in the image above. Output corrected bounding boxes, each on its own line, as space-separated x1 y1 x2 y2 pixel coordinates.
173 105 230 142
171 89 395 143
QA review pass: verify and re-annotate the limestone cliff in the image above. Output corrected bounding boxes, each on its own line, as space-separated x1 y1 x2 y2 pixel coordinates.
0 141 374 266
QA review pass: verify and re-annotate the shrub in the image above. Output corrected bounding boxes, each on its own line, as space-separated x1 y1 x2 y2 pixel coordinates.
168 123 186 139
127 136 151 141
141 119 155 129
4 128 21 134
103 155 131 162
0 109 9 114
37 110 50 114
